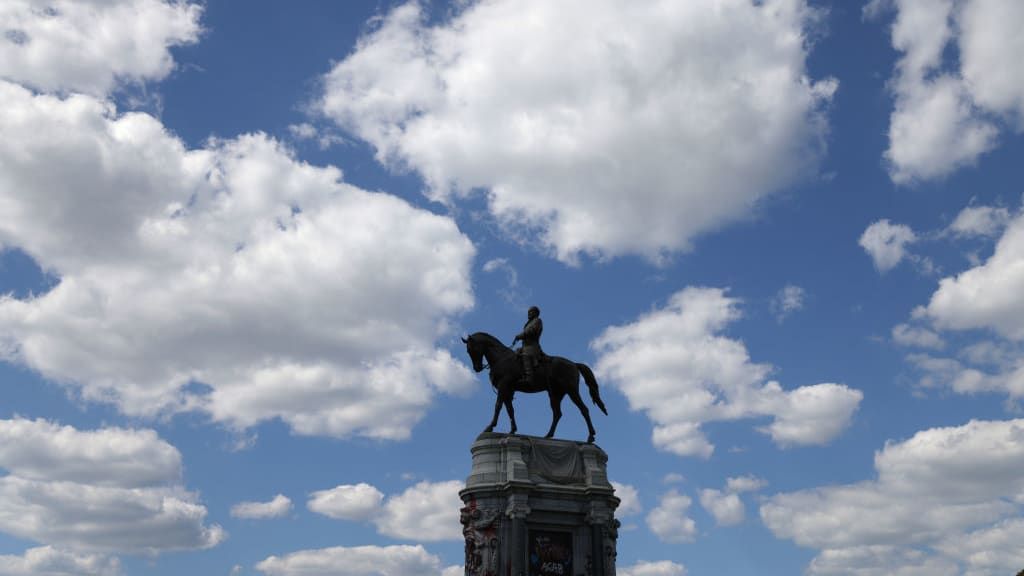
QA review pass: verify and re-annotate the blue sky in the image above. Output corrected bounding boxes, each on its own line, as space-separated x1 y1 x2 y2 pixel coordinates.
1 1 1024 575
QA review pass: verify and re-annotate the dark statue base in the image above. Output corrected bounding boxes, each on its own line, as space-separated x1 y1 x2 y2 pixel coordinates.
460 432 620 576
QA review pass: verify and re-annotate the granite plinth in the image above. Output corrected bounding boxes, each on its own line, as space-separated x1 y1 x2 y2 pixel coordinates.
460 432 620 576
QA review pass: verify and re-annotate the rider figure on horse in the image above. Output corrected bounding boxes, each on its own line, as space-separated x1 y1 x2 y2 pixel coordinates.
513 306 543 386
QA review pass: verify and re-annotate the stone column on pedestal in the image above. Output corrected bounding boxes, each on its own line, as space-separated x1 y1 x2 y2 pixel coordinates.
460 432 621 576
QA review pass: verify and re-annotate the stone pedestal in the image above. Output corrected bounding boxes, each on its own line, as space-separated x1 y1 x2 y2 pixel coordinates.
460 432 620 576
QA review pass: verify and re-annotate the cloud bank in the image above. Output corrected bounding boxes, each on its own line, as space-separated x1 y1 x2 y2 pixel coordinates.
0 0 202 95
308 480 463 542
0 546 120 576
256 545 454 576
762 418 1024 575
876 0 1024 183
0 81 476 440
319 0 836 262
0 418 222 556
593 287 862 457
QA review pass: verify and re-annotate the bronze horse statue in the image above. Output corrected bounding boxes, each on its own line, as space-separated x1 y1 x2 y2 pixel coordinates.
461 332 607 443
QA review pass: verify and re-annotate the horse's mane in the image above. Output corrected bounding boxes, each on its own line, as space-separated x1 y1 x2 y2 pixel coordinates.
470 331 507 349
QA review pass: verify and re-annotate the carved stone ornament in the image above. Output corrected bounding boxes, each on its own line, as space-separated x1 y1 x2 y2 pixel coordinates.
603 519 620 576
461 500 501 576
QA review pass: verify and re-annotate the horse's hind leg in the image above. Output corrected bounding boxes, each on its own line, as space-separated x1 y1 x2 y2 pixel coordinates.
545 392 564 438
568 389 596 443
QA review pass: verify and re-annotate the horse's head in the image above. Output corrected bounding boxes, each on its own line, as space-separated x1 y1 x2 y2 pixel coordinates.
461 334 485 373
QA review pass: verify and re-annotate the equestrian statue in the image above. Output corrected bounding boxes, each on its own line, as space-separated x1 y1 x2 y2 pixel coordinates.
462 306 608 443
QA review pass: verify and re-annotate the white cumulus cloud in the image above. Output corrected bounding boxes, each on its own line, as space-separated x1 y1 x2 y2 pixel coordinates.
948 204 1013 238
319 0 837 263
307 480 462 542
0 81 476 441
230 494 292 520
925 211 1024 340
906 350 1024 398
376 481 463 542
806 545 958 576
935 518 1024 575
0 0 202 95
698 475 765 527
897 208 1024 401
0 478 225 554
891 323 945 350
256 545 450 576
875 0 1024 183
0 417 180 487
592 287 861 457
699 489 745 527
0 546 120 576
307 483 384 521
618 560 687 576
859 219 917 273
646 490 697 544
611 481 641 517
761 418 1024 575
0 418 222 554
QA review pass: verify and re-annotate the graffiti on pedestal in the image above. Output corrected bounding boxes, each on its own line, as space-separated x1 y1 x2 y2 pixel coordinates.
528 530 572 576
461 499 500 576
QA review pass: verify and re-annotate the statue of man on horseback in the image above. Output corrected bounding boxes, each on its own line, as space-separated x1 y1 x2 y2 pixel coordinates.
513 305 543 386
462 313 608 442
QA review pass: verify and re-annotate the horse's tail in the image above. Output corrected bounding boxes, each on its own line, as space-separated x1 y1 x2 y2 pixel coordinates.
577 363 608 415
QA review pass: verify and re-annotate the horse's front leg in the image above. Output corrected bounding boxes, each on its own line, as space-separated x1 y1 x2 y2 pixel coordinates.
503 391 517 435
484 394 502 433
